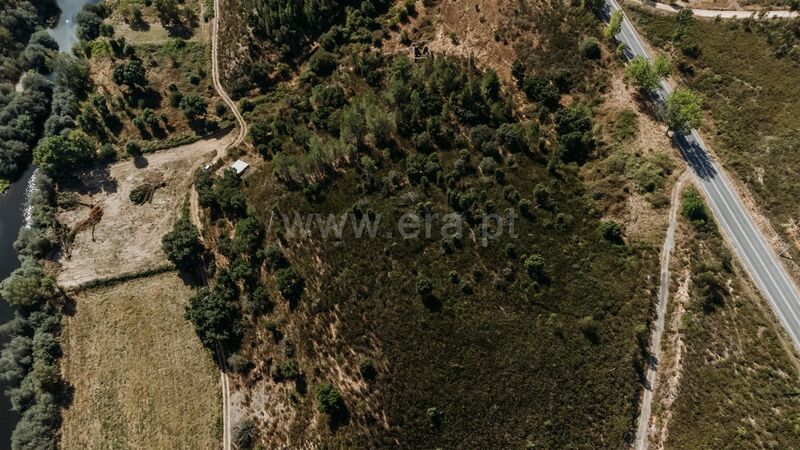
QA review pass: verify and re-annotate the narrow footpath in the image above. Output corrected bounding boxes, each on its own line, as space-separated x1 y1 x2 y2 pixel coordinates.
634 171 689 450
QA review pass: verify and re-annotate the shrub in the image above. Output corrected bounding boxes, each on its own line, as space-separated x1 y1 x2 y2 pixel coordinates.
359 358 377 380
580 36 601 60
316 382 344 415
599 220 623 243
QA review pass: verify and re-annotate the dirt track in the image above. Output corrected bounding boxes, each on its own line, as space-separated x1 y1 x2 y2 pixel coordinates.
56 133 234 289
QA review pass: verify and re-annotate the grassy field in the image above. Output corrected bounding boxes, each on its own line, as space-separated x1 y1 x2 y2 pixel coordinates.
60 272 220 450
627 5 800 261
652 187 800 447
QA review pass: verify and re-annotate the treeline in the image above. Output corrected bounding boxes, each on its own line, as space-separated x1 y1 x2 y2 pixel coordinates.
0 170 65 450
0 54 86 450
162 168 302 359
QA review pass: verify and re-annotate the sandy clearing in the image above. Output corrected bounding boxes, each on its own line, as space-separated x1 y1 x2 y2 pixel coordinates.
56 132 234 289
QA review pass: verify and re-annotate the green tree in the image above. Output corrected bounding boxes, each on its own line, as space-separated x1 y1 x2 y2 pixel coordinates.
599 220 623 243
482 69 500 100
580 36 601 60
605 10 623 40
511 59 525 86
180 94 208 122
524 254 546 280
154 0 180 24
185 286 242 349
233 418 258 450
112 59 147 90
681 186 708 223
162 217 203 270
666 88 702 132
309 49 337 76
316 382 344 415
33 130 96 178
624 55 672 92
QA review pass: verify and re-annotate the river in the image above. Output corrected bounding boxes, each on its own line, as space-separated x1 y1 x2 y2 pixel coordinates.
0 0 95 445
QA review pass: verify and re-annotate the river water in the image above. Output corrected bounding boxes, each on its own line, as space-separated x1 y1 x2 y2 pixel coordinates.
0 0 95 445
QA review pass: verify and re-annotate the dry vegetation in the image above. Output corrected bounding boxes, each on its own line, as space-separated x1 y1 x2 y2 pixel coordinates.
55 132 232 288
648 186 800 448
60 272 221 450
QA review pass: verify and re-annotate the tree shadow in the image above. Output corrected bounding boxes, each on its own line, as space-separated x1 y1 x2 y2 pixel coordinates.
133 154 149 169
66 164 119 195
327 404 351 432
421 294 441 312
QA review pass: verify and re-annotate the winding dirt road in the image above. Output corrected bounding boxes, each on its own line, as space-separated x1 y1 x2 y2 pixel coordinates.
211 0 248 150
209 0 248 448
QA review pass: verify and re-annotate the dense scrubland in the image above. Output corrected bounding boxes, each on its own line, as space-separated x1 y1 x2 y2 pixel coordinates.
155 0 686 447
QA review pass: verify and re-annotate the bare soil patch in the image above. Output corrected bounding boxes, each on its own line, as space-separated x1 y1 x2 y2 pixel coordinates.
56 133 233 288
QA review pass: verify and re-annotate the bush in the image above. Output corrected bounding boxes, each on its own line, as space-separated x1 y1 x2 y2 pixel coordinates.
599 220 623 243
233 418 259 450
316 382 344 415
580 37 601 60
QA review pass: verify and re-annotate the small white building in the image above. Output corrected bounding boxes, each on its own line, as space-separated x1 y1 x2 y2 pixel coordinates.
231 160 249 176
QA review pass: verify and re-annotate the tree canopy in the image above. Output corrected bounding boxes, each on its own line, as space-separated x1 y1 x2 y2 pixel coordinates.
666 88 702 132
33 130 96 178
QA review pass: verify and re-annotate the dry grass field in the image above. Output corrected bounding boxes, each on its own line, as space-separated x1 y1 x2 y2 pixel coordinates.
59 272 220 450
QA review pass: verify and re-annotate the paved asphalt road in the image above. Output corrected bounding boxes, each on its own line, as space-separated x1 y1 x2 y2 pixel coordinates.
607 0 800 353
607 1 800 446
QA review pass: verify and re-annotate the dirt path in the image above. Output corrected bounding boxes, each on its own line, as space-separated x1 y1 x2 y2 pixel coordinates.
211 0 248 151
626 0 799 18
209 0 245 447
634 170 689 450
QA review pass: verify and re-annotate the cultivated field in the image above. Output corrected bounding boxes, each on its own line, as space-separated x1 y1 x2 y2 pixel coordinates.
59 272 220 450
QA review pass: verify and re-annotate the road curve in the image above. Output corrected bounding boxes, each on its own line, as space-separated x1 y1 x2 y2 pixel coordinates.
626 0 799 18
607 0 800 447
211 0 248 150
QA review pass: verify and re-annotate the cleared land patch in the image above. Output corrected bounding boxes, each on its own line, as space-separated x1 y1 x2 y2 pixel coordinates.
56 132 232 288
59 272 220 450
